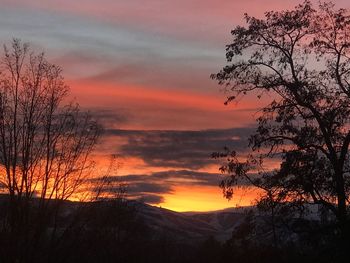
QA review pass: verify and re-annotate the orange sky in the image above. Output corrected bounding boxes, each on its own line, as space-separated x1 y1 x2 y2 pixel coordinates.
1 0 349 211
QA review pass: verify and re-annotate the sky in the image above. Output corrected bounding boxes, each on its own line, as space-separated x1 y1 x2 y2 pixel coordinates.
1 0 350 211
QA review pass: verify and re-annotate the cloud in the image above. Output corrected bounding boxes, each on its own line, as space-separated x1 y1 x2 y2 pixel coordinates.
93 169 222 204
67 79 262 131
84 59 218 92
1 0 334 46
88 108 130 127
107 127 254 169
127 182 173 194
93 167 259 205
136 194 164 204
116 170 222 186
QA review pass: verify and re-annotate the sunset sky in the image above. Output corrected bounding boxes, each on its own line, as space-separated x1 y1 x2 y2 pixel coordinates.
1 0 349 211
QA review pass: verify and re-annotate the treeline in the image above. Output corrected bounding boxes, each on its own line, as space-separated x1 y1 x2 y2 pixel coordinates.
0 197 148 263
196 210 343 263
0 195 347 262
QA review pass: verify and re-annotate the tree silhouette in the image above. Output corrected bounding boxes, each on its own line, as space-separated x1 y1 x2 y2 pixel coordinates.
0 39 100 262
212 1 350 242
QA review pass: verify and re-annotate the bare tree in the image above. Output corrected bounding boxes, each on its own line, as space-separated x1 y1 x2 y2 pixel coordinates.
0 39 100 262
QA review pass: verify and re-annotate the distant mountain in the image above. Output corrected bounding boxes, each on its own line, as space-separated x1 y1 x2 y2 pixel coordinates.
132 202 329 244
0 194 246 243
132 202 248 242
0 194 326 245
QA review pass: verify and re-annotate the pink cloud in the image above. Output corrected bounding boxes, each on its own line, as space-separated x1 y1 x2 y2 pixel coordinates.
67 80 262 130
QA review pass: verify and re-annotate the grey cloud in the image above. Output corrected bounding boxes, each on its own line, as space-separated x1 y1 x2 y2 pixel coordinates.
93 168 258 204
127 182 173 194
89 108 130 127
136 194 164 204
91 127 258 204
119 170 223 187
107 127 255 169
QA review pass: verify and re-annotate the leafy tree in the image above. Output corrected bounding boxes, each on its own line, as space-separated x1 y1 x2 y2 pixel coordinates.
212 0 350 241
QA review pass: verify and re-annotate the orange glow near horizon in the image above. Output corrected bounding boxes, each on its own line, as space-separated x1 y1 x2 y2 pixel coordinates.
86 153 268 212
160 185 263 212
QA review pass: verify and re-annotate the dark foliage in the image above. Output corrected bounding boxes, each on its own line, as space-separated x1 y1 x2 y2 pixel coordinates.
212 0 350 254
